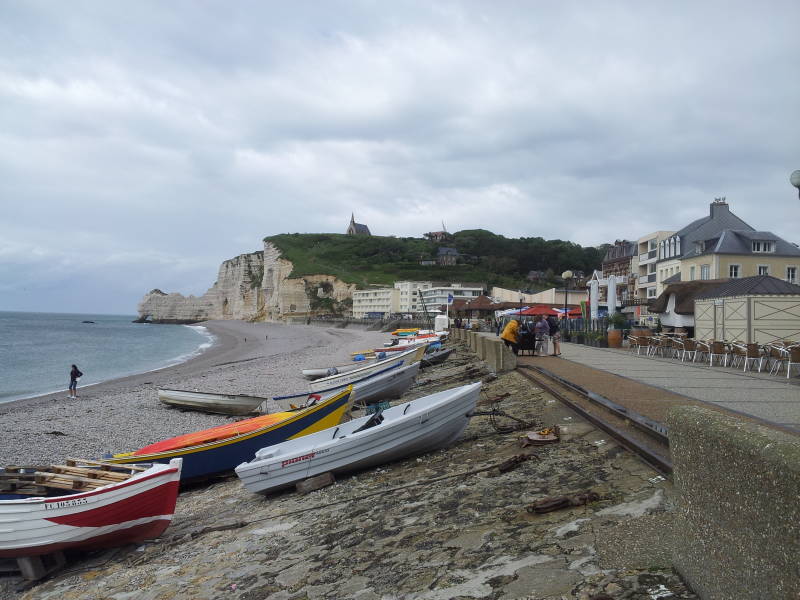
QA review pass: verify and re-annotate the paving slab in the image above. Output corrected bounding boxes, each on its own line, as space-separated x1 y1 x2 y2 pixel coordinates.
521 341 800 431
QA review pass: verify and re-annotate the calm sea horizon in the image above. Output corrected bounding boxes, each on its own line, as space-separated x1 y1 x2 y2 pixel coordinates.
0 311 214 404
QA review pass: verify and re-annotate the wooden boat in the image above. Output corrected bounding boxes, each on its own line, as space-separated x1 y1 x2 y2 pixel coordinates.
0 458 182 558
158 389 275 416
236 382 481 494
106 387 355 481
308 346 425 393
276 362 420 408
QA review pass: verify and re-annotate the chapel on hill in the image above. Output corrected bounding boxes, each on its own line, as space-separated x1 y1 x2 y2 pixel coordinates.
346 214 371 236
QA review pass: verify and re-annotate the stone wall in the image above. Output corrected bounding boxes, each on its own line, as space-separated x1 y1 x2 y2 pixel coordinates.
137 242 355 323
668 405 800 599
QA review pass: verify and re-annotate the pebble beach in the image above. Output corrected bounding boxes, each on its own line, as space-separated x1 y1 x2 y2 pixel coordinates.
0 320 387 467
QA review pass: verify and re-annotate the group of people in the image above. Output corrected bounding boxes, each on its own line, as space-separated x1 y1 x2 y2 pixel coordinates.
500 314 562 357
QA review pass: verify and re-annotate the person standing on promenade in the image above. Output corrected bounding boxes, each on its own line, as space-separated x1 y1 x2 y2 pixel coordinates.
534 315 550 356
68 364 83 399
547 315 561 356
500 319 520 355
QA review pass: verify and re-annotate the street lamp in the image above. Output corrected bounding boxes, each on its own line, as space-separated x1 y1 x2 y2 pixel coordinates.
562 270 573 328
791 170 800 199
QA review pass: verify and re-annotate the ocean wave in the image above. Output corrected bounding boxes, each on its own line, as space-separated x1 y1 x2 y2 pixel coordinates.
164 325 217 366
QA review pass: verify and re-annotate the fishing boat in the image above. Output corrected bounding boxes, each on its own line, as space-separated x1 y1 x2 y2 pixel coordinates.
421 346 454 367
158 389 275 416
302 361 374 381
106 387 355 481
235 382 481 495
308 345 425 393
302 345 423 381
276 362 420 408
0 458 182 558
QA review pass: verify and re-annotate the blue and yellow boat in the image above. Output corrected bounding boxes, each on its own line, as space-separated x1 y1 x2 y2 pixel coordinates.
106 386 354 481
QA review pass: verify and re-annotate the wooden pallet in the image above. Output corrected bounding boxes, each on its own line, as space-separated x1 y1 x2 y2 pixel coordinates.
2 458 146 495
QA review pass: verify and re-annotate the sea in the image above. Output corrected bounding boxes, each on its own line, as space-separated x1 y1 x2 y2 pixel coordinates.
0 311 214 405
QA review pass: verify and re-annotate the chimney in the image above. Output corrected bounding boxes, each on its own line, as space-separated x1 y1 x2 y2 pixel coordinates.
710 197 729 219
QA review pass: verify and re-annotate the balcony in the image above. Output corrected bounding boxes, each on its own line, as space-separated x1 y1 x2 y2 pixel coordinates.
638 249 658 264
638 274 656 284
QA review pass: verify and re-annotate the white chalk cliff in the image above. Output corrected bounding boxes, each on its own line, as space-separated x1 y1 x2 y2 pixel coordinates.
137 242 355 323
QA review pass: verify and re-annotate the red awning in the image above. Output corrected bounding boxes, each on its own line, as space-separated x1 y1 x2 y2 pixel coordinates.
516 305 582 318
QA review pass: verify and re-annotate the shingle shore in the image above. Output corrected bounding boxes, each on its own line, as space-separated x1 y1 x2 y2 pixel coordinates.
0 320 387 466
2 336 698 599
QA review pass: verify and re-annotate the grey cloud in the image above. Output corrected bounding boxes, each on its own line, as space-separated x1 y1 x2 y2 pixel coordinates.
0 0 798 313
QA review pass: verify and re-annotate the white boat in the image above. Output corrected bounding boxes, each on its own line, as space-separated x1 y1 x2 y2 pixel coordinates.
302 362 372 381
236 383 481 494
308 346 425 393
158 389 277 415
301 345 422 380
275 361 421 407
0 459 182 558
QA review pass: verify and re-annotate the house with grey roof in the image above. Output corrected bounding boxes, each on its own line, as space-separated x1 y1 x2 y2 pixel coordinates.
654 198 755 294
653 198 800 294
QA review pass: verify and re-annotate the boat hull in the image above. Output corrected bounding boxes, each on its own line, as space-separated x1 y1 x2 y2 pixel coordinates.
107 388 354 480
308 346 424 392
421 347 454 367
236 383 480 495
158 389 272 416
276 362 420 407
0 459 182 558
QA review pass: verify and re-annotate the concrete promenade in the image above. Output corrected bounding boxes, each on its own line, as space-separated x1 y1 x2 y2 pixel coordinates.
550 341 800 431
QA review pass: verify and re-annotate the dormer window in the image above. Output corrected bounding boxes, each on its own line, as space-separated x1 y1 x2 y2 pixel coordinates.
752 241 775 253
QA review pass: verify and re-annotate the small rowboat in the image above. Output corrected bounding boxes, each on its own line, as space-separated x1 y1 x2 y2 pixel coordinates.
0 458 182 558
308 346 425 393
158 389 275 416
107 387 355 481
301 346 421 381
236 382 481 495
276 362 420 408
421 347 454 367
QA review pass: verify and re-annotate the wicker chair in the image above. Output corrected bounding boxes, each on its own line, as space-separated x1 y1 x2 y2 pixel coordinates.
743 343 763 372
680 338 697 362
694 340 711 363
786 346 800 379
709 341 727 367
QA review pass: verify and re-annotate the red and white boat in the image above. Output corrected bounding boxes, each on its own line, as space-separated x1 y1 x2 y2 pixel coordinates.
0 458 182 558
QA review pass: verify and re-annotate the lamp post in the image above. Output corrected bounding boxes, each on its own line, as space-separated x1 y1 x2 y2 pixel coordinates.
561 270 573 332
791 170 800 199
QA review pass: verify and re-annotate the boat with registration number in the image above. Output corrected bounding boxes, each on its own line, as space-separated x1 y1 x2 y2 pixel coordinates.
0 458 182 558
235 382 481 495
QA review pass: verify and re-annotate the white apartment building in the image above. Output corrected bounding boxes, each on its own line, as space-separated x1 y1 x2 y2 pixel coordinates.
490 287 541 303
636 231 675 300
393 281 433 314
351 287 400 319
420 282 484 312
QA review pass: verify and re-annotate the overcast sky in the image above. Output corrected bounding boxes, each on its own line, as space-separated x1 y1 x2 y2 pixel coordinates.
2 1 799 314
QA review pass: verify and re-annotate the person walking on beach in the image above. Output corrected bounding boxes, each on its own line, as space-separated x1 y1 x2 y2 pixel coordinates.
68 364 83 399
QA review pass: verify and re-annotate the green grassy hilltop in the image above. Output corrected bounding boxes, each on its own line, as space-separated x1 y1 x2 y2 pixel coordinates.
265 230 604 290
